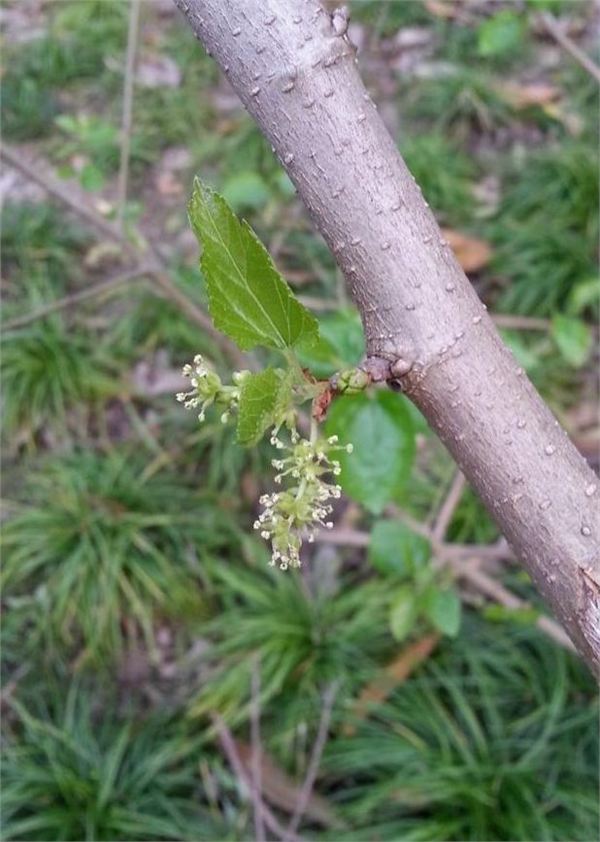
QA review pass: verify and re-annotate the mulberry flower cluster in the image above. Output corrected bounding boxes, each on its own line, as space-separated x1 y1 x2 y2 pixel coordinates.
176 355 354 571
176 355 248 423
254 431 353 570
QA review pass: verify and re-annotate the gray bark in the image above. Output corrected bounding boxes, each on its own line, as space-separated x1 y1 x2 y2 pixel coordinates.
173 0 600 675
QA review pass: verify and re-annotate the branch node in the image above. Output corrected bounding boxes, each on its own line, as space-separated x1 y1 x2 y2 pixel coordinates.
360 355 392 383
331 5 349 38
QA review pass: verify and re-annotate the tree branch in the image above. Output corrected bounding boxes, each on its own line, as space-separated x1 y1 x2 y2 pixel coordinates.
172 0 599 674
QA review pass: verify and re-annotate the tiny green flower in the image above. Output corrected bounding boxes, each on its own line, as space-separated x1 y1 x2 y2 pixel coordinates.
177 355 352 570
253 423 350 570
176 355 246 421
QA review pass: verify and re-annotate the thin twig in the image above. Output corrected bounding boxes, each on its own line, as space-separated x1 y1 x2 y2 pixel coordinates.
297 295 338 311
1 144 132 253
540 12 600 84
285 680 339 838
388 506 513 562
316 525 512 563
0 664 31 704
454 558 575 651
250 656 265 842
150 268 247 366
297 300 554 332
117 0 142 230
385 503 434 541
432 470 466 541
1 143 247 366
3 264 150 330
492 314 551 332
316 520 570 650
314 526 369 547
212 714 304 842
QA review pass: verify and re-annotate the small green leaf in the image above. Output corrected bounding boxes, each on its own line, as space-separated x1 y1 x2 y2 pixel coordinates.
501 333 539 372
79 163 105 192
275 170 296 198
551 314 592 367
423 587 462 637
189 179 318 351
296 308 365 378
389 585 419 642
222 172 270 212
523 0 564 9
477 10 524 57
369 520 431 578
325 391 415 514
482 604 540 625
236 369 289 446
566 278 600 316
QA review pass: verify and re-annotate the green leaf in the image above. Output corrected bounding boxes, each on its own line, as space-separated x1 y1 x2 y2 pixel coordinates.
325 391 415 514
524 0 564 9
423 586 462 637
501 332 539 373
297 308 365 378
482 603 540 625
369 520 430 578
189 179 318 351
477 11 524 57
566 278 600 316
236 369 290 446
222 172 270 212
551 314 592 367
389 585 419 642
79 163 104 191
274 170 296 198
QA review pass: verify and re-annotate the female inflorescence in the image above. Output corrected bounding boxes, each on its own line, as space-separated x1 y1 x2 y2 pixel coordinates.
254 430 352 570
177 356 353 571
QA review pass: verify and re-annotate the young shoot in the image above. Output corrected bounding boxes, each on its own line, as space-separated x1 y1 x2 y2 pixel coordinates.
177 355 353 569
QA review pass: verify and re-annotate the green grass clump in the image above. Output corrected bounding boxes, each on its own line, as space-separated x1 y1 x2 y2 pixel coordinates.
403 71 512 139
400 133 476 225
324 618 598 841
191 565 393 723
2 683 230 841
490 143 598 315
1 316 117 446
350 0 431 33
2 203 90 291
106 266 216 363
1 205 118 446
1 451 237 659
127 24 218 167
1 1 125 140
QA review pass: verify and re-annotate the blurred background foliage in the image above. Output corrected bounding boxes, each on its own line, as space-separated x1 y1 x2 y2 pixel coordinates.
1 0 598 839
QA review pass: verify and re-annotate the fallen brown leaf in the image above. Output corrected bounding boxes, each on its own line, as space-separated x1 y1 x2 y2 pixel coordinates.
425 0 459 19
496 81 561 109
442 228 492 273
345 634 440 736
